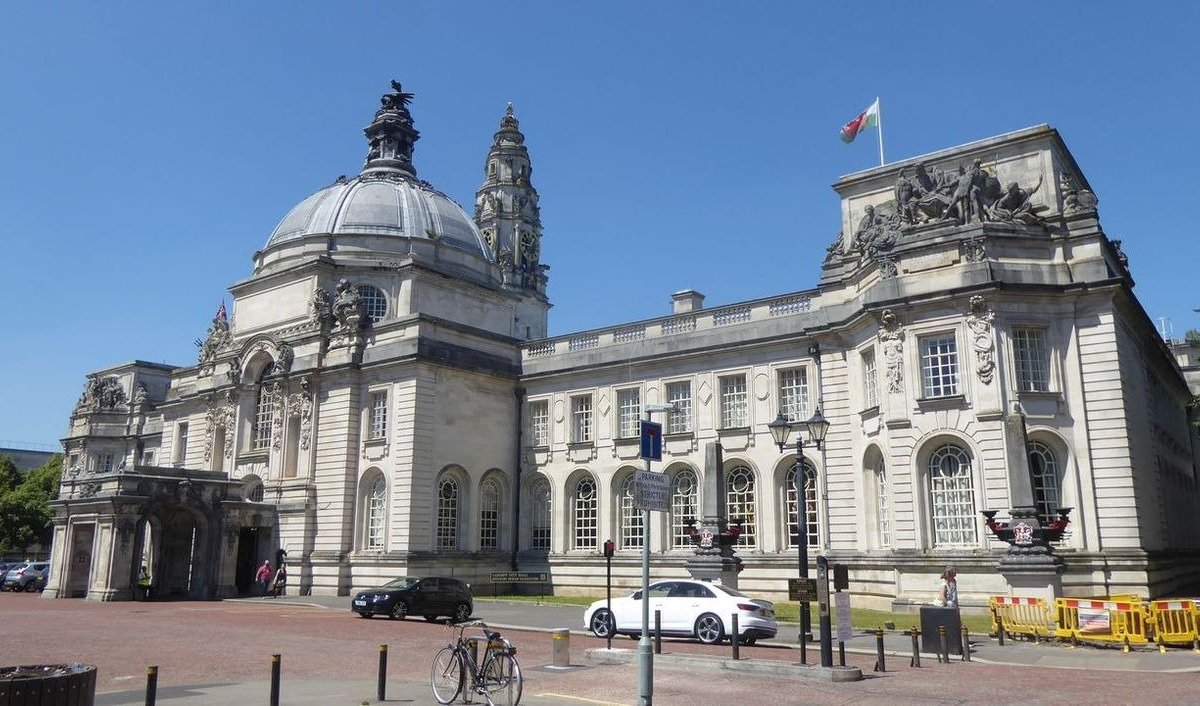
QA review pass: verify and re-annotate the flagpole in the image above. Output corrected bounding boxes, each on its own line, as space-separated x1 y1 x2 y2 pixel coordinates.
876 97 885 166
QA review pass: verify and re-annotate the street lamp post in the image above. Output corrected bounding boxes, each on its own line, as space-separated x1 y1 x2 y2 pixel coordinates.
638 403 675 706
767 407 830 664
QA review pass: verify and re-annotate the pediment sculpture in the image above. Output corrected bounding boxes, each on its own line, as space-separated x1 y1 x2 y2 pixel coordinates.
893 159 1049 228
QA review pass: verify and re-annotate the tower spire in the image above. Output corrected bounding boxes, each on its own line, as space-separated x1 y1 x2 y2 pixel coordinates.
363 80 420 175
475 103 546 296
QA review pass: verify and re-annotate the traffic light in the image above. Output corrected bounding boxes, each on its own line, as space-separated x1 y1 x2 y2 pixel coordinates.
603 539 615 558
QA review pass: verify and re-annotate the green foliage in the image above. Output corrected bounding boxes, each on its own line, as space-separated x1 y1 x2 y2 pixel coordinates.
0 456 20 493
0 455 61 554
1184 329 1200 344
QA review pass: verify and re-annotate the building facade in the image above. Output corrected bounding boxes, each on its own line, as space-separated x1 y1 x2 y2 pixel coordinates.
47 84 1200 608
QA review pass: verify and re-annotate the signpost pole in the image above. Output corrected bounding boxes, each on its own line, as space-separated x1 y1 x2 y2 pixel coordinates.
636 407 670 706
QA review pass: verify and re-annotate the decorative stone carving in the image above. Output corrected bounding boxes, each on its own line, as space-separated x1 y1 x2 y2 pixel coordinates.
309 286 333 328
131 382 148 407
270 382 284 450
989 175 1048 225
1059 171 1098 215
332 279 363 331
852 205 903 259
878 256 897 279
877 310 905 394
823 233 844 264
962 237 987 263
1111 239 1129 269
78 376 127 410
893 159 1047 228
78 481 101 498
196 305 231 373
287 377 314 451
966 295 996 384
274 341 294 375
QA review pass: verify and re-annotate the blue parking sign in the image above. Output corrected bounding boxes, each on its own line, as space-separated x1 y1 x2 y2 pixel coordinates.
639 420 662 461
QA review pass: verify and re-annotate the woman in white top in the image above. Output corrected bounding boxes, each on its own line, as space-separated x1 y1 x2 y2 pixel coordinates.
935 568 958 608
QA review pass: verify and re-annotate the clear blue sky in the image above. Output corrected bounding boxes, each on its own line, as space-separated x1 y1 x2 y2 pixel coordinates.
2 2 1197 449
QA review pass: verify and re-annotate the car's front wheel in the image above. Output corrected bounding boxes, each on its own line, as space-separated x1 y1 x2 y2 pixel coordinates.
23 582 37 593
389 601 408 620
694 613 725 645
452 602 472 623
589 609 615 638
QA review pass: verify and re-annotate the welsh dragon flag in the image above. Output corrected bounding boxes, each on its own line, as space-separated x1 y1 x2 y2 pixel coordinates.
840 99 880 143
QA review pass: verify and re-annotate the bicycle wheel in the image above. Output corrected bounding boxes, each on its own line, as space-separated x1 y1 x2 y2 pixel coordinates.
483 653 522 706
430 646 464 704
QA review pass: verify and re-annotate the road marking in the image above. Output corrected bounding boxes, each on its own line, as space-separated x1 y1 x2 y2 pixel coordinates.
535 694 627 705
112 675 136 681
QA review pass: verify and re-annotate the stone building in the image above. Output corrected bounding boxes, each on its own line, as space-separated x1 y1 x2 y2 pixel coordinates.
47 84 1200 608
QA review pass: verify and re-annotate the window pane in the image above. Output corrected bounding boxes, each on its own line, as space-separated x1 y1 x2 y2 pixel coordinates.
1029 441 1062 525
779 368 810 422
1013 328 1050 392
725 466 756 548
356 284 388 324
666 382 692 434
670 469 698 548
367 476 386 549
254 386 274 450
619 475 643 548
720 376 748 429
370 391 388 440
874 459 890 547
572 396 593 443
436 478 459 550
531 401 549 446
921 336 959 398
573 476 597 549
480 478 501 550
531 479 551 551
862 348 879 408
785 461 820 549
617 389 641 438
929 445 977 547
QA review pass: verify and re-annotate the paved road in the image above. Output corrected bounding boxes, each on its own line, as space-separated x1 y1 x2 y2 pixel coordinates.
2 592 1199 705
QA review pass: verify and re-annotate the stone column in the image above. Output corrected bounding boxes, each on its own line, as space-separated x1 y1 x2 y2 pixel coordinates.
684 442 744 588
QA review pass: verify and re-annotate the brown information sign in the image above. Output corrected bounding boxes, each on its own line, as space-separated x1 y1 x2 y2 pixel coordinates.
788 578 818 602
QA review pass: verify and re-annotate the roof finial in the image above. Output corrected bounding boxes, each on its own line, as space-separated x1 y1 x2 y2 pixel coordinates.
363 80 420 174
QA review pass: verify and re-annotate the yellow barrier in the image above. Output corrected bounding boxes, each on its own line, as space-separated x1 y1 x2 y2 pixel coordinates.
988 596 1055 640
1148 600 1200 649
1054 597 1150 645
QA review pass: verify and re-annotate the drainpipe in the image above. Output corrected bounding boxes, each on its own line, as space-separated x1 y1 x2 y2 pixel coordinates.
511 386 525 571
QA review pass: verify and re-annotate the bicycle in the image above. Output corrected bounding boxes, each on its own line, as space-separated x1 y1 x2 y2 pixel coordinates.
431 620 523 705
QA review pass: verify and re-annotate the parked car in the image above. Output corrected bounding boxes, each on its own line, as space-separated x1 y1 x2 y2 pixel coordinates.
584 579 778 645
3 562 50 592
0 563 23 590
351 576 473 622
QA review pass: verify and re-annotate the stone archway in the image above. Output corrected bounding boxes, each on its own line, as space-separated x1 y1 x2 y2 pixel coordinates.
153 506 207 599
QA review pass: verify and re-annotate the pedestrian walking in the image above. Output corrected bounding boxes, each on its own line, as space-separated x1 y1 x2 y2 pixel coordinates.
271 563 287 598
934 567 958 608
136 565 152 601
255 560 273 597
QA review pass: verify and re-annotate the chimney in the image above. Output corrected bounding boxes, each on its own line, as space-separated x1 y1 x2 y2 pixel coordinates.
671 289 705 314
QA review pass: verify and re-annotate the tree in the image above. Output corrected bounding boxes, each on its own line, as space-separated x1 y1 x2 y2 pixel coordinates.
0 455 61 554
0 455 20 494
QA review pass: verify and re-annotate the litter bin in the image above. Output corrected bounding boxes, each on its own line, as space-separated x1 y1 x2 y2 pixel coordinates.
919 606 962 656
0 663 97 706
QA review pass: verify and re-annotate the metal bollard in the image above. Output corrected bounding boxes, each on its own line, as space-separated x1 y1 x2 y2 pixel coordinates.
799 631 807 665
910 628 921 668
377 644 388 701
838 640 845 667
731 614 740 660
961 626 971 662
270 654 281 706
996 615 1005 646
938 626 948 664
145 665 158 706
873 629 886 672
551 629 571 667
654 610 662 655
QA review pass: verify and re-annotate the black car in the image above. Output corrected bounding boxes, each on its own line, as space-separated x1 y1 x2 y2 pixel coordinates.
351 576 473 622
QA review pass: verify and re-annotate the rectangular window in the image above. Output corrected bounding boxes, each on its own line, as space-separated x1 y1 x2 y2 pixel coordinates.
369 390 388 440
176 422 190 463
571 395 593 443
530 400 549 446
617 388 641 438
1013 328 1050 392
719 375 748 429
666 381 692 434
141 450 155 466
100 453 115 473
778 368 810 422
252 388 273 451
920 335 960 398
862 348 879 408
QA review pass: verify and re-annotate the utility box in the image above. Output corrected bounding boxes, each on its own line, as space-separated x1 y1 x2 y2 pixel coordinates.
919 606 962 655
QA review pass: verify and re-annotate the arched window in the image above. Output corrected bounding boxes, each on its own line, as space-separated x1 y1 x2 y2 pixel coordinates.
928 444 978 547
573 475 597 550
480 477 502 550
670 469 698 548
872 456 891 547
356 284 388 324
1029 441 1062 524
619 475 643 549
244 475 264 503
530 478 551 551
785 460 820 549
436 477 460 550
366 475 387 550
725 465 757 548
252 376 275 451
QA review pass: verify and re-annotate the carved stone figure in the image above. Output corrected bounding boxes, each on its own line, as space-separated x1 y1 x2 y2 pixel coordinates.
80 376 127 410
853 206 903 259
332 279 363 331
962 237 987 263
269 382 284 450
942 160 995 225
287 378 315 451
132 382 148 407
966 295 995 384
272 341 294 376
1111 239 1129 268
309 286 333 327
894 162 952 224
878 256 898 279
1059 171 1098 215
989 175 1047 225
878 310 905 394
196 308 232 366
823 233 844 264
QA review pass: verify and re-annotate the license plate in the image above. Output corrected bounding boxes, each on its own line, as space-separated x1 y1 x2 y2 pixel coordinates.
353 599 366 607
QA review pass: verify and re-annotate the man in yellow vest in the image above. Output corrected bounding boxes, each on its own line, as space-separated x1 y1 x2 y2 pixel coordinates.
136 565 152 601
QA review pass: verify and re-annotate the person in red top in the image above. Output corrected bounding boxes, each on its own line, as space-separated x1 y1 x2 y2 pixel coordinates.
255 560 272 597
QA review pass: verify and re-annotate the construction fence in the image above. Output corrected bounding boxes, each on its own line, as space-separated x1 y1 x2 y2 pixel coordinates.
989 595 1200 651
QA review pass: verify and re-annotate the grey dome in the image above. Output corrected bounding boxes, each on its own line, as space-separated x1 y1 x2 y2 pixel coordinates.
264 170 491 260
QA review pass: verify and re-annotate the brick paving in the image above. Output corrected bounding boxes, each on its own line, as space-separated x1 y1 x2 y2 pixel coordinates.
2 592 1198 705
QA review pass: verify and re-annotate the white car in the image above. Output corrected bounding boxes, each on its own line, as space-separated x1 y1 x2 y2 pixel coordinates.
583 579 777 645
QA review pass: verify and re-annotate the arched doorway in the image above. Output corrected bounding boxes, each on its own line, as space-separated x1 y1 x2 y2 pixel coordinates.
153 506 208 599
